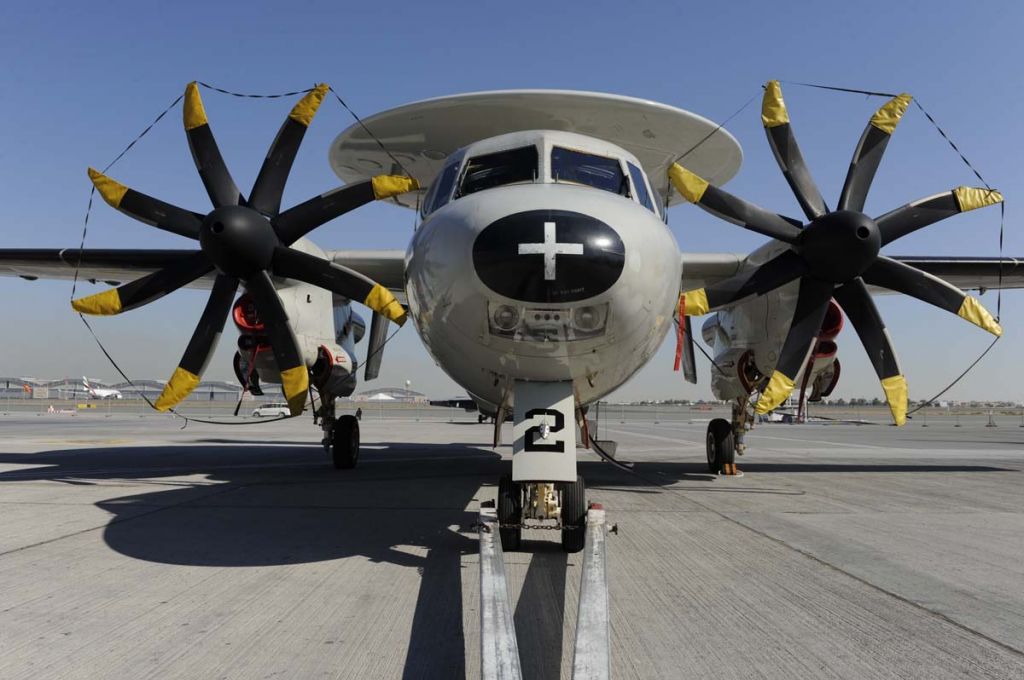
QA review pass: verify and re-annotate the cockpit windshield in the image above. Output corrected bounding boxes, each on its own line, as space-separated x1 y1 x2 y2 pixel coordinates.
551 147 628 197
458 146 538 197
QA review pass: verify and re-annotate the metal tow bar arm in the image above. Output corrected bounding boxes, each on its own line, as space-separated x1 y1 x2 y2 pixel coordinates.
572 505 610 680
478 504 522 680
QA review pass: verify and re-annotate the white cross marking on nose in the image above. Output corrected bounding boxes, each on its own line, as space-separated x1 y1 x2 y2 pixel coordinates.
517 222 584 281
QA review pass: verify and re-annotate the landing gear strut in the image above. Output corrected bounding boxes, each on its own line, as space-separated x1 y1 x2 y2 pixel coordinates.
706 397 749 476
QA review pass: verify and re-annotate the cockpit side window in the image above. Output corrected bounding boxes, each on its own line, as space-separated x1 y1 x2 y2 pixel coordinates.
551 147 629 197
423 159 461 216
627 162 656 214
457 146 538 198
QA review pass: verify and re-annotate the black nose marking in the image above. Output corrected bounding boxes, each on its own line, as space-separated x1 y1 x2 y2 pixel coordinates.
472 210 625 303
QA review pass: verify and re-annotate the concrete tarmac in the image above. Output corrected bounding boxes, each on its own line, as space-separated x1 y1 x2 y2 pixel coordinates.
0 411 1022 679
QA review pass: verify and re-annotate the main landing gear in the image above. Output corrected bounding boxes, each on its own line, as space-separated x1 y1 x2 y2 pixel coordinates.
497 475 587 553
320 397 360 470
706 397 749 476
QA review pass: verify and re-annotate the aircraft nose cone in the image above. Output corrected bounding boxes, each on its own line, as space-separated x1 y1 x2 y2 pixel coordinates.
472 210 625 303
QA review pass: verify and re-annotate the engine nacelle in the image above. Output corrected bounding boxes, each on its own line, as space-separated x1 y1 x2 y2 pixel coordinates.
311 344 356 397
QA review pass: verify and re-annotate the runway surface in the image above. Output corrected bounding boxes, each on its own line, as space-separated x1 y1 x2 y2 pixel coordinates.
0 411 1022 679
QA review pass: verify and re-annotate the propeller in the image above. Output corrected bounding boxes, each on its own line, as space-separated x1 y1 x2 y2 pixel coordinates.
72 82 418 416
673 81 1002 425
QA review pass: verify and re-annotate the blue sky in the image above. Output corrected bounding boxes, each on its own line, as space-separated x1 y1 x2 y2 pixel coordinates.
1 0 1021 401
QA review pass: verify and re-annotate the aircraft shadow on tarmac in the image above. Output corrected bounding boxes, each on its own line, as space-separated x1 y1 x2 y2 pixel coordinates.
0 441 1013 679
0 441 685 679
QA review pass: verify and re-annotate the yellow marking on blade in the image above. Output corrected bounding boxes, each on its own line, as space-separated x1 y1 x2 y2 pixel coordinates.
183 81 208 130
957 296 1002 336
880 375 908 426
761 80 790 128
88 168 128 208
682 289 709 316
365 284 407 325
953 186 1003 212
755 371 796 414
371 175 419 200
668 164 708 203
154 367 201 412
288 83 329 126
869 93 912 134
280 365 309 416
71 288 122 315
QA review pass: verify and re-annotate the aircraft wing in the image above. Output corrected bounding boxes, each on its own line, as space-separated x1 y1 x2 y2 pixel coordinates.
0 248 409 292
679 252 1024 293
889 257 1024 292
0 249 218 288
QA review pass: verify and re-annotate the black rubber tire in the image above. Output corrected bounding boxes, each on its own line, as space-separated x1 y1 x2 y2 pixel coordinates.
559 476 587 553
332 415 360 469
706 418 735 473
497 475 521 551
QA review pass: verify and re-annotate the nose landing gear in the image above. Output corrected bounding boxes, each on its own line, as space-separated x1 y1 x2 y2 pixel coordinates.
496 476 588 553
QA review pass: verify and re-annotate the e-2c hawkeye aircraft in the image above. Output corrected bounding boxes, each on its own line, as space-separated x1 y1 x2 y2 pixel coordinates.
1 81 1020 553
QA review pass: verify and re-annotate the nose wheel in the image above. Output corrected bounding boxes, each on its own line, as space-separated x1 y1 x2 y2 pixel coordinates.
559 476 587 553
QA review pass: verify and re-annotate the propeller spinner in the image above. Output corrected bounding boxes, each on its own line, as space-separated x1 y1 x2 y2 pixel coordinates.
673 81 1002 425
72 82 418 416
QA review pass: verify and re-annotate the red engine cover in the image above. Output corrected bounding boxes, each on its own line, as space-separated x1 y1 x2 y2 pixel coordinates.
819 299 844 341
232 294 264 332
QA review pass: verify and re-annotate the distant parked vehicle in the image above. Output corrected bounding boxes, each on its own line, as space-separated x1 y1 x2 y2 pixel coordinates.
252 403 291 417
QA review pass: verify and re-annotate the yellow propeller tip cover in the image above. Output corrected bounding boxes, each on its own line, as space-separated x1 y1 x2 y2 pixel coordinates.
870 93 913 134
958 296 1002 336
667 164 708 204
371 175 419 200
953 186 1003 212
87 168 128 208
289 83 330 127
880 375 908 426
183 81 208 131
761 80 789 128
365 284 407 325
280 365 309 416
755 371 796 414
681 288 710 316
154 367 201 412
71 288 122 316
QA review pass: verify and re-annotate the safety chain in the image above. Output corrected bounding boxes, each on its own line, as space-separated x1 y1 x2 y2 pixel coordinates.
472 522 578 532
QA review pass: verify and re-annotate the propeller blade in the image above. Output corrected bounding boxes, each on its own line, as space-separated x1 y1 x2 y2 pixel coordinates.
681 249 806 316
837 93 913 212
668 163 802 244
243 270 309 416
271 246 406 324
71 251 211 315
273 176 419 245
183 82 244 208
877 186 1003 246
833 278 907 425
755 277 834 414
87 168 203 239
862 256 1002 336
154 274 239 411
248 84 330 216
761 80 828 220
